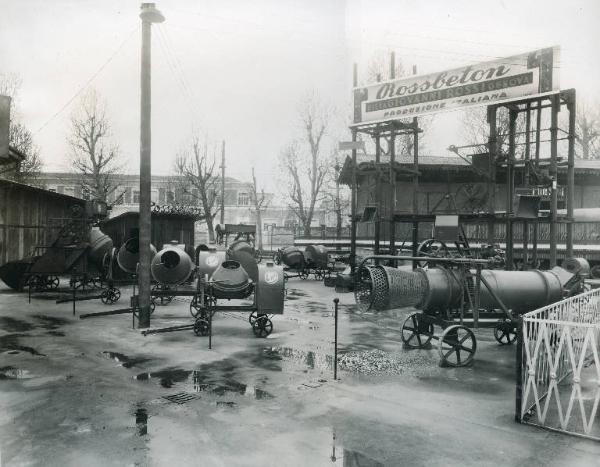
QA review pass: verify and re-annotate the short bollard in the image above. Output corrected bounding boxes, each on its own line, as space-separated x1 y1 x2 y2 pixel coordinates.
333 298 339 380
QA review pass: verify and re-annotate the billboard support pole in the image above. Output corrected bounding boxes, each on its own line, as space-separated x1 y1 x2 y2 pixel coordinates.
389 52 396 257
506 108 517 270
487 105 498 245
350 63 358 274
549 94 559 267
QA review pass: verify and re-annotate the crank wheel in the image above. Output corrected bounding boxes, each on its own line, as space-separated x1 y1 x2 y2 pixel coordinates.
493 319 517 345
401 312 435 349
438 325 476 367
248 311 259 325
252 315 273 338
416 239 451 267
194 318 211 337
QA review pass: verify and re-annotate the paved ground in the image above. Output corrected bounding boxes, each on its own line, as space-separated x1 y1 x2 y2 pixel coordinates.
0 279 599 466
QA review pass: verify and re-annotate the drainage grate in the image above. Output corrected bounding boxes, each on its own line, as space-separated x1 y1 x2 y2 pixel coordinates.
162 392 199 405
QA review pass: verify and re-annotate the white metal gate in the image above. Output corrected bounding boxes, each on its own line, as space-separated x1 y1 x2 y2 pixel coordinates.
518 287 600 440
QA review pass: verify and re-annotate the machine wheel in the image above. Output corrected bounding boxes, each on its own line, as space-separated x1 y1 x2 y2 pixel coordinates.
438 325 476 367
401 312 435 349
133 301 155 317
252 315 273 338
299 270 309 280
152 284 173 306
100 287 121 305
248 311 259 325
47 276 60 289
314 270 323 280
190 295 202 317
416 239 451 267
273 251 282 265
194 318 211 337
493 319 517 345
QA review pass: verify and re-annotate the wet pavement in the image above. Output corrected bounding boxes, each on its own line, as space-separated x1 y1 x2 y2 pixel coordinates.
0 279 599 466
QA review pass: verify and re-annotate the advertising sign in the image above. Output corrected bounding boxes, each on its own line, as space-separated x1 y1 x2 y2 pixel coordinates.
353 47 560 125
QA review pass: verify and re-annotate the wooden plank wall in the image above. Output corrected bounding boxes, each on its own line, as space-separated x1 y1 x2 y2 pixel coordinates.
0 180 85 265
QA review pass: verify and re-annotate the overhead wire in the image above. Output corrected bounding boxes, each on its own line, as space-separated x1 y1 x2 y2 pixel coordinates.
33 25 139 136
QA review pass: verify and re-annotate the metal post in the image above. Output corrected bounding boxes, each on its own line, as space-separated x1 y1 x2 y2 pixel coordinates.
220 140 225 225
138 3 165 328
72 276 76 316
374 132 381 256
333 298 339 380
506 108 517 270
549 95 559 267
411 65 419 270
487 105 497 245
389 52 397 257
350 63 358 274
566 90 576 258
532 100 542 266
523 103 531 267
209 310 212 350
515 317 524 423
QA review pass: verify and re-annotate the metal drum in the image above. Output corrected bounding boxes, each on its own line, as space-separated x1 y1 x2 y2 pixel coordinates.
255 262 285 314
197 249 226 280
228 240 254 256
151 245 194 285
117 238 157 274
304 245 328 268
211 260 253 299
281 246 305 269
88 227 113 267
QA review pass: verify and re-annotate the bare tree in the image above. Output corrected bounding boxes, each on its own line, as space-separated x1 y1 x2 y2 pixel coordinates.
576 101 600 159
249 167 269 250
326 154 350 239
280 93 330 236
68 90 122 202
0 73 43 185
174 135 220 242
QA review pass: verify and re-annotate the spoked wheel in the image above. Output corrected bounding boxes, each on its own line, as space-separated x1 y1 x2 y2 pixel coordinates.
401 312 435 349
47 276 60 289
248 310 259 325
133 301 156 318
299 270 309 280
194 318 211 337
190 295 202 317
493 319 517 345
252 314 273 338
273 252 282 265
416 239 452 267
438 325 476 367
100 287 121 305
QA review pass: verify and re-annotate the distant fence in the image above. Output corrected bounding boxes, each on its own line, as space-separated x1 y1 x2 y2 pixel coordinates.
518 288 600 440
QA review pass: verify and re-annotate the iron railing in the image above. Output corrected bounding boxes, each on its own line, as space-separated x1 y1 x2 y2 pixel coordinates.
518 287 600 440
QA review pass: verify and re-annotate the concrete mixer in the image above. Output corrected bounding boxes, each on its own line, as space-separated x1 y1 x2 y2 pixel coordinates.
354 254 589 367
142 246 286 344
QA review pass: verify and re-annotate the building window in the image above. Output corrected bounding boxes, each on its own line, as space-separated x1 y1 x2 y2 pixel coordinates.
159 188 166 203
133 191 140 203
167 191 175 203
237 192 249 206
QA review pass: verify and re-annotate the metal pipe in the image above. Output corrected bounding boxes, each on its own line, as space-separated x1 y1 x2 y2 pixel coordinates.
566 90 576 258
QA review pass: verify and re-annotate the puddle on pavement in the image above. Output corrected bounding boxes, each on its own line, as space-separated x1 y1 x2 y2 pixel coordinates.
0 317 35 332
135 407 148 436
135 366 274 400
0 366 33 380
264 346 332 371
32 315 71 329
0 333 46 356
102 351 152 369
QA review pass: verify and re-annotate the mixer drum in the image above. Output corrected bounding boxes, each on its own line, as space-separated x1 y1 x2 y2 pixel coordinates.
197 250 227 280
88 227 113 267
211 260 253 299
117 238 157 274
228 240 254 256
304 245 328 268
151 246 194 285
281 246 305 269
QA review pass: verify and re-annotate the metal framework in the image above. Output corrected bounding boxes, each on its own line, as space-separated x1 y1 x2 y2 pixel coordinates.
347 53 577 272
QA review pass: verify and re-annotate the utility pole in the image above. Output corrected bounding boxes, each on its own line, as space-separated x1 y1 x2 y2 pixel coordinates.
138 3 164 328
220 140 225 225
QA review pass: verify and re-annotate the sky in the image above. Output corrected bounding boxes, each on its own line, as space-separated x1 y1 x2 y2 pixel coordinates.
1 0 599 192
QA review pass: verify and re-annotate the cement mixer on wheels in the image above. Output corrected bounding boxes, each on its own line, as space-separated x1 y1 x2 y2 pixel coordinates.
354 255 589 367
